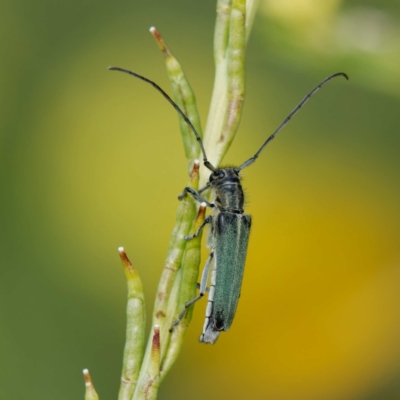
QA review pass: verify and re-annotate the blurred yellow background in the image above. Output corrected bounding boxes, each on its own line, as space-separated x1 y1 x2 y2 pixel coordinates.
1 0 400 399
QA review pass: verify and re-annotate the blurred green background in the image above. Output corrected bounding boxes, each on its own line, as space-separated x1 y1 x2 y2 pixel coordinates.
1 0 400 399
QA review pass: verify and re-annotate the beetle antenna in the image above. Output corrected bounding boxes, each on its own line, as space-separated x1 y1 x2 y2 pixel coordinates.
238 72 349 171
108 66 217 172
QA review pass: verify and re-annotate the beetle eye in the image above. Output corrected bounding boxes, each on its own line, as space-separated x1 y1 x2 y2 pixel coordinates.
209 172 218 181
218 171 225 179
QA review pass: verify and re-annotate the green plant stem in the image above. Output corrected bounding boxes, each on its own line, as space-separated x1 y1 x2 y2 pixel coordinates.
90 2 260 399
245 0 259 41
201 0 258 186
150 27 202 172
131 161 199 400
160 202 206 379
132 326 161 400
118 249 146 400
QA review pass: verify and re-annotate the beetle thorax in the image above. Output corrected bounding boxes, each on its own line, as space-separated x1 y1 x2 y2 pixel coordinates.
209 168 244 213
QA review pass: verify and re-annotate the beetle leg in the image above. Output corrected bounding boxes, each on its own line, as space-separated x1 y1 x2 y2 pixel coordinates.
178 182 210 200
197 182 211 194
169 252 214 332
178 187 215 208
184 215 212 240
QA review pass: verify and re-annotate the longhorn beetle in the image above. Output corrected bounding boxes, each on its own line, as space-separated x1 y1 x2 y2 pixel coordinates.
109 66 348 344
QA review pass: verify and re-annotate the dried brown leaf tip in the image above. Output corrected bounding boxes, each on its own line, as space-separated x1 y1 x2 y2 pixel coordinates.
196 202 207 221
83 369 99 400
118 247 135 275
190 159 200 180
152 325 161 354
149 27 170 57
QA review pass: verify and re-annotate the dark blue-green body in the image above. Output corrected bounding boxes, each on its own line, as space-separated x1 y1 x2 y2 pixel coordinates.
199 168 252 344
213 212 251 329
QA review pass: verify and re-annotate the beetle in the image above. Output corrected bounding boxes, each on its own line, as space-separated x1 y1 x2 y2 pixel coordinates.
109 66 348 343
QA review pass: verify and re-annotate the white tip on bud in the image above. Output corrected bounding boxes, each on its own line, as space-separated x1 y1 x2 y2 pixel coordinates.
149 26 156 33
118 246 124 253
200 202 207 208
194 159 200 166
83 369 92 386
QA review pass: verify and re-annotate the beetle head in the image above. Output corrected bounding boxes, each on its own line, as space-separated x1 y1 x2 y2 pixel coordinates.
209 167 240 186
